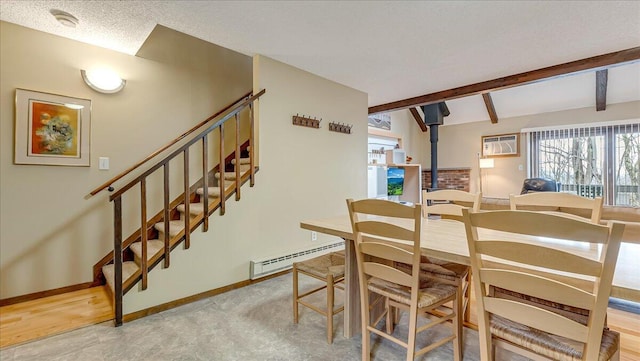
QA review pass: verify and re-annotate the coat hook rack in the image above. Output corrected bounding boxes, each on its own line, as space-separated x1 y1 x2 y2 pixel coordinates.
329 121 352 134
292 114 321 129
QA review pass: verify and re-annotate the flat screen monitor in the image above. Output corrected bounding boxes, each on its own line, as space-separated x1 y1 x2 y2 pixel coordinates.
387 167 405 196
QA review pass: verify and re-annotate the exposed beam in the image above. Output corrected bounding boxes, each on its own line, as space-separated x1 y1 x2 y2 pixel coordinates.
596 69 608 111
482 93 499 124
369 47 640 114
409 107 428 132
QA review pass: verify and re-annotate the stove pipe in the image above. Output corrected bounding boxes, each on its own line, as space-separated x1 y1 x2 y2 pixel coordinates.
420 102 450 190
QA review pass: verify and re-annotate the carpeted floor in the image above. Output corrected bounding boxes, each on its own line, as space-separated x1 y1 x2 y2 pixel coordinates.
0 273 526 361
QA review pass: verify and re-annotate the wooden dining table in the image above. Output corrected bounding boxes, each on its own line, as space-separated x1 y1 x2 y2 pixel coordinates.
300 214 640 338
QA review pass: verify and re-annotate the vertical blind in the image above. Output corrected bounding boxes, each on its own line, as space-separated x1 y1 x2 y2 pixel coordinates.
526 121 639 206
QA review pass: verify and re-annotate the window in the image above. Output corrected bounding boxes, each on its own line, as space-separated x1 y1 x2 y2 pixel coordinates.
527 121 640 206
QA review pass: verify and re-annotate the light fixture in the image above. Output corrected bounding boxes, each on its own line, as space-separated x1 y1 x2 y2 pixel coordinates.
64 103 85 110
81 69 126 94
50 9 79 28
479 158 494 169
478 156 494 194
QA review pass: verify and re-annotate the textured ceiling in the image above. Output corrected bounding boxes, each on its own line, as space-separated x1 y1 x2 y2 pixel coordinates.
1 1 639 125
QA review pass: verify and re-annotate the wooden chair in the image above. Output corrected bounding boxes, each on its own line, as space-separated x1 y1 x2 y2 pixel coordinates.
293 251 345 344
509 192 604 224
462 208 624 361
347 198 461 361
414 189 481 343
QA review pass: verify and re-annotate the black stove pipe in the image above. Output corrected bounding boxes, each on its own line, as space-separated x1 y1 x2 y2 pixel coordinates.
429 124 439 189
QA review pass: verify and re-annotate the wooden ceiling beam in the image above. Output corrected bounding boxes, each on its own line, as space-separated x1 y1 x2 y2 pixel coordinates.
482 93 498 124
368 46 640 115
409 107 428 132
596 69 608 111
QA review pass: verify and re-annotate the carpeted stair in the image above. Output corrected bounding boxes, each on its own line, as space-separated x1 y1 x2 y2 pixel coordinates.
102 158 252 292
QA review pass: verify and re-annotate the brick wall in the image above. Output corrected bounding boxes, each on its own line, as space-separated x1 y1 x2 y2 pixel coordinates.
422 168 471 192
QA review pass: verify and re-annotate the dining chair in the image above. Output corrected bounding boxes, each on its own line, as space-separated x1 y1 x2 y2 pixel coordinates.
293 251 345 344
410 189 481 347
509 192 604 224
462 208 625 361
347 198 461 361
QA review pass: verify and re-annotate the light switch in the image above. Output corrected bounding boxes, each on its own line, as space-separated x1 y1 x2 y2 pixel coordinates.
99 157 109 170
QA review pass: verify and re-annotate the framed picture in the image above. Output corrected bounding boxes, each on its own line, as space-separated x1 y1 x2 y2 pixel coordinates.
481 133 520 157
14 89 91 166
368 113 391 130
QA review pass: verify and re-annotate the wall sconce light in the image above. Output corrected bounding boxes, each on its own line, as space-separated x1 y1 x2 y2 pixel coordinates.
478 156 494 194
81 69 126 94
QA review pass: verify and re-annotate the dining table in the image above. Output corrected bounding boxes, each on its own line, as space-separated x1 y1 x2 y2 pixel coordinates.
300 214 640 338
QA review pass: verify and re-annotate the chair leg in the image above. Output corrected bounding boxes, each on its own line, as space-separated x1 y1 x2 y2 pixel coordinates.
327 274 334 344
452 294 462 361
456 280 465 355
386 297 394 334
463 271 471 322
406 305 418 361
293 264 299 324
362 291 371 361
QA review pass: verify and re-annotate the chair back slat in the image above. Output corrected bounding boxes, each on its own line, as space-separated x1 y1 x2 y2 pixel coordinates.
422 189 481 219
510 192 603 224
476 241 603 276
350 198 418 219
484 298 589 342
360 242 414 265
364 262 413 287
470 210 610 243
480 269 595 310
356 221 415 241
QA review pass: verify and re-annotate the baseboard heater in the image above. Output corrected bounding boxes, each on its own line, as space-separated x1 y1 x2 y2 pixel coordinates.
250 241 344 280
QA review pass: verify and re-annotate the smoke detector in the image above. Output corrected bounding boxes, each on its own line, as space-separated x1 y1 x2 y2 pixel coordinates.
50 9 79 28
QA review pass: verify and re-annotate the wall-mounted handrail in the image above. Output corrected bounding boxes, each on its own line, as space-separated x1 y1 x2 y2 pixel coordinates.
88 90 257 197
106 90 265 201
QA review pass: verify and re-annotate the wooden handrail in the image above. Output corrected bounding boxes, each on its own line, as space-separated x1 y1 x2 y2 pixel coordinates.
88 90 254 197
108 89 265 201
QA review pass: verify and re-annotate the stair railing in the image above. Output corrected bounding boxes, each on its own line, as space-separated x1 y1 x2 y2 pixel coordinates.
90 89 265 326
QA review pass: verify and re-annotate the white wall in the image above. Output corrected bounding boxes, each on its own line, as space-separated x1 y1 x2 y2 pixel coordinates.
121 55 368 313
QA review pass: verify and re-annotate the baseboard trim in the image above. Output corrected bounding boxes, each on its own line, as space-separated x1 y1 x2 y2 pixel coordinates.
123 269 291 323
0 282 94 307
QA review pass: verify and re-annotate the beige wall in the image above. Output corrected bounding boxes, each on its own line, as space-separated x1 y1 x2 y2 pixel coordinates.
0 22 252 299
123 55 367 313
434 101 640 198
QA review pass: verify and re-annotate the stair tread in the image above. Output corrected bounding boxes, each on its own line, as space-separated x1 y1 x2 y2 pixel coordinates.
130 239 165 260
177 202 205 215
215 165 252 180
153 220 186 236
103 261 139 292
231 157 251 165
196 181 234 197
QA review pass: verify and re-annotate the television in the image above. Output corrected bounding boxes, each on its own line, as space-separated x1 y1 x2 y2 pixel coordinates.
387 167 405 197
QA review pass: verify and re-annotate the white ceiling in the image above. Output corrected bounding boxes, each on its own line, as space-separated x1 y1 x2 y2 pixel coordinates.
1 1 639 125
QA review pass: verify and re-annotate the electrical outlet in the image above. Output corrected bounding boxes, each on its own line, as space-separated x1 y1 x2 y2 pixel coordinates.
311 231 318 241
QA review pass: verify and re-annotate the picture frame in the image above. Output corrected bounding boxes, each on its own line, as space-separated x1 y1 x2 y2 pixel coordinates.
481 133 520 157
368 113 391 130
14 89 91 166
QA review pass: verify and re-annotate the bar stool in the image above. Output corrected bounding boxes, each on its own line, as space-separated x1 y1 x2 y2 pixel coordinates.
292 251 345 343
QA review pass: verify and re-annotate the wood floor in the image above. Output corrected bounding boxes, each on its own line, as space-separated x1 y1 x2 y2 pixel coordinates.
0 286 113 348
0 283 638 360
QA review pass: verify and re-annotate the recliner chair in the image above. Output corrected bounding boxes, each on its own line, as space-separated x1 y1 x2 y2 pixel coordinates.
520 177 560 194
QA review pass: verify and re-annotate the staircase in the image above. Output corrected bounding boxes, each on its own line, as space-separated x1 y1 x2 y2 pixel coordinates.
89 90 265 326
